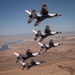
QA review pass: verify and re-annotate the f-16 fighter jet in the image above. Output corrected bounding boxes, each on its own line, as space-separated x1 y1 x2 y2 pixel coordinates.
32 25 61 42
38 39 63 53
20 59 45 70
14 49 43 62
25 4 61 26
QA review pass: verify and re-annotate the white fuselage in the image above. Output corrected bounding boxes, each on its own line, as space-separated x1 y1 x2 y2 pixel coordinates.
25 10 60 19
36 13 56 18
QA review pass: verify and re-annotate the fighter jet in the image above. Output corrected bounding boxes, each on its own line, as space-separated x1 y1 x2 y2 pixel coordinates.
20 59 45 70
32 25 61 42
38 39 63 53
14 49 43 62
25 4 61 26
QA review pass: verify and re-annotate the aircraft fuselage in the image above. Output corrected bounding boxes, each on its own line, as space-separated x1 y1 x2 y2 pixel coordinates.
35 13 58 19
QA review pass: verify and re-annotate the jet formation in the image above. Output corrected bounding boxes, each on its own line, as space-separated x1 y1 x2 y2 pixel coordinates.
14 3 62 70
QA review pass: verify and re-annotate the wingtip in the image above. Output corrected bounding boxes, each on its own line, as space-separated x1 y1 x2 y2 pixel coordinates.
34 24 38 26
34 23 38 26
28 21 31 23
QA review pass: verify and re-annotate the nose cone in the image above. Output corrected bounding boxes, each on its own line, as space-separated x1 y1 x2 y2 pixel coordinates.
58 14 61 16
55 13 61 16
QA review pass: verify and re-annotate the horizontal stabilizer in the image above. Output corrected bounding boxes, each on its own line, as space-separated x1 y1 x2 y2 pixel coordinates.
20 61 26 66
36 61 41 65
25 10 31 15
14 52 19 57
46 44 50 47
32 30 37 34
38 42 43 47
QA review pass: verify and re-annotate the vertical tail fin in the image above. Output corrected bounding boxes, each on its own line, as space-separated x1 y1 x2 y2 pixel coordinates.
38 42 43 47
14 52 19 57
25 10 36 17
31 10 36 17
32 30 37 34
25 10 36 23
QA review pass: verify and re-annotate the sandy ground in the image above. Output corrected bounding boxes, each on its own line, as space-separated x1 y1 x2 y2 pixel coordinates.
0 33 75 75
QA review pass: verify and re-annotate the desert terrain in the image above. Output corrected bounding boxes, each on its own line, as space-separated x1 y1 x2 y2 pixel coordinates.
0 32 75 75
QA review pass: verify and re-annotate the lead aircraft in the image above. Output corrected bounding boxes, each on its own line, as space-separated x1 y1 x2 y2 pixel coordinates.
25 4 61 26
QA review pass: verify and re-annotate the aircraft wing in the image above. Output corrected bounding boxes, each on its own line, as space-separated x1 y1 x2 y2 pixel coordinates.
32 52 39 56
39 37 46 42
28 17 34 23
40 4 49 15
32 30 45 35
50 31 57 34
54 43 60 46
34 18 45 26
36 61 41 65
41 32 46 35
39 34 48 42
25 10 36 23
46 44 50 47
